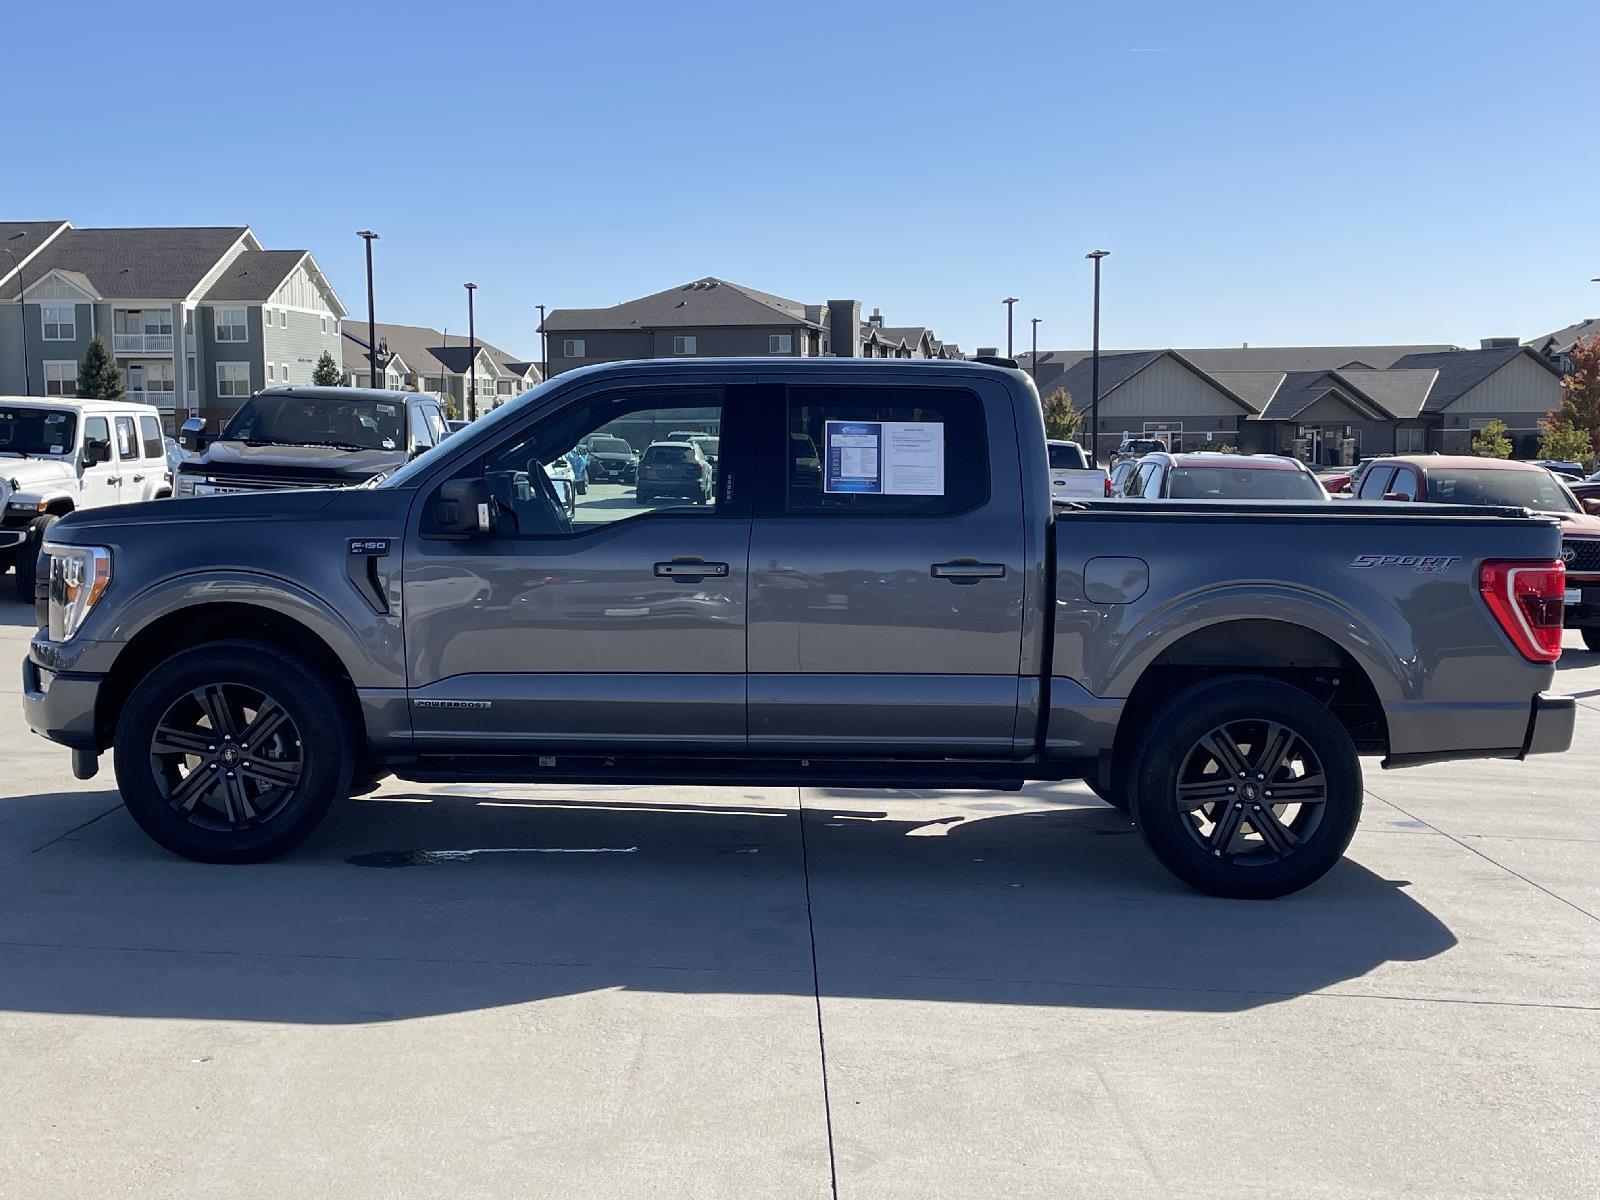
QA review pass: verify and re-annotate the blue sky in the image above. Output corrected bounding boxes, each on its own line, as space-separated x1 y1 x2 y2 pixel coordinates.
9 0 1595 358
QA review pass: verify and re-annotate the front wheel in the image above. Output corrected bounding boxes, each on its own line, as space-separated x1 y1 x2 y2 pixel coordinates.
113 640 354 863
1582 627 1600 653
1130 676 1362 899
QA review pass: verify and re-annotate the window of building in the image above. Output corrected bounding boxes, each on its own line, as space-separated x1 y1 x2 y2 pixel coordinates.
41 305 75 340
43 361 77 396
186 354 198 395
143 309 173 336
266 363 275 382
320 316 328 333
770 334 793 354
673 336 697 355
281 310 290 329
217 362 251 398
138 415 164 459
216 308 248 341
782 386 988 516
563 339 585 358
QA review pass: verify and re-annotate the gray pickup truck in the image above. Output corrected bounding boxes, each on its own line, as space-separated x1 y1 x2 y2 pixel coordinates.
21 359 1575 897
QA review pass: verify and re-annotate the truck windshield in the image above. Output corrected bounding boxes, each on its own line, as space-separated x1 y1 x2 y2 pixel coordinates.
1426 468 1579 513
1168 466 1326 500
219 394 405 451
0 406 77 456
1048 443 1090 470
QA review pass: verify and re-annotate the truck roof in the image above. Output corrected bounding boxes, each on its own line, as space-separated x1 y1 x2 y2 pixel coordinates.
0 395 160 415
1167 453 1306 471
1386 455 1549 472
253 386 420 403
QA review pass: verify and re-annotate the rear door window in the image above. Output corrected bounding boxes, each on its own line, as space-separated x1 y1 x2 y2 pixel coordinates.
1388 467 1419 500
1357 466 1396 500
138 414 164 459
781 386 988 515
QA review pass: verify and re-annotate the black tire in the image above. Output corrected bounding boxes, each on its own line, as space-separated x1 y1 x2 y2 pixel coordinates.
113 640 354 863
14 513 59 603
1130 675 1362 899
1582 627 1600 653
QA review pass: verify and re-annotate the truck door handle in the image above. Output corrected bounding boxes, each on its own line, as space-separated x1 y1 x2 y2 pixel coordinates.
931 560 1006 583
131 474 145 483
655 560 729 580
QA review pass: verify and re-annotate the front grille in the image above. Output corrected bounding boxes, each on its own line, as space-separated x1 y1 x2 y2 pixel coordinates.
1563 537 1600 575
195 474 337 493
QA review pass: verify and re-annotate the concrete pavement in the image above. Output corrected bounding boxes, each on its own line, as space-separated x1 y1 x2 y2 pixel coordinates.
0 600 1596 1198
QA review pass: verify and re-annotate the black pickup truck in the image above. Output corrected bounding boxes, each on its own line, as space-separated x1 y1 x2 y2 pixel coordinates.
174 387 449 495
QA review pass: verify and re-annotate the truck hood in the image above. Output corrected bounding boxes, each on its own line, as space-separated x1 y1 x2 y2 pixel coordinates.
180 440 401 485
1554 511 1600 535
48 484 412 541
1 456 77 498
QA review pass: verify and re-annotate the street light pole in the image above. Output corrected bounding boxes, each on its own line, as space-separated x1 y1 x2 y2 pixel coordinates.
465 282 478 420
356 231 379 390
1086 250 1110 467
536 303 547 382
1030 317 1041 390
0 246 31 395
1002 297 1020 358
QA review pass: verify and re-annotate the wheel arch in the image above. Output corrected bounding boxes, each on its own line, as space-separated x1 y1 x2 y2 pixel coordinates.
1102 617 1389 795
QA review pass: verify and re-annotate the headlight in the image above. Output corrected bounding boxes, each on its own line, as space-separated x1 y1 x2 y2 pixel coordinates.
45 543 112 642
7 498 47 514
174 474 197 496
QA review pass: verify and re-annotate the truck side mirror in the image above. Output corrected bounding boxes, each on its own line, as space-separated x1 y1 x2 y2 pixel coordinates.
1382 492 1413 502
1583 498 1600 517
432 477 492 535
82 439 112 465
180 417 209 453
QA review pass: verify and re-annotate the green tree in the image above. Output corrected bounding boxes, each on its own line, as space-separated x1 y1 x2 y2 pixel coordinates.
1543 333 1600 459
1538 417 1594 466
1471 419 1513 458
77 336 123 399
1041 388 1083 442
311 350 344 387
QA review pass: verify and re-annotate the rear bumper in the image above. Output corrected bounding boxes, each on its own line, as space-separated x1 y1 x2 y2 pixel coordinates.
1523 692 1575 757
1383 691 1574 767
20 654 104 752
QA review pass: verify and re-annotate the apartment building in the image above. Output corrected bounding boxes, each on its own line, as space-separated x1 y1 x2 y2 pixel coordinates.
541 277 961 376
0 221 345 431
1019 339 1567 464
340 321 540 418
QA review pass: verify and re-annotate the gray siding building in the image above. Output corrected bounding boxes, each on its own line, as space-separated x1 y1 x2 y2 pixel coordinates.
340 321 539 419
0 222 345 431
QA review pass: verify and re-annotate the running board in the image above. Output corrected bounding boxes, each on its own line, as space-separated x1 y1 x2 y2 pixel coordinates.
390 754 1034 791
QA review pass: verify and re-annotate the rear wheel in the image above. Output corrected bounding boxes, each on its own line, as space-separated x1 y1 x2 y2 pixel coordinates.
1582 627 1600 653
1130 676 1361 899
113 640 353 863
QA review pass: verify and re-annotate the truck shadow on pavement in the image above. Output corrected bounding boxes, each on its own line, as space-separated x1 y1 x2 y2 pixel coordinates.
0 788 1456 1023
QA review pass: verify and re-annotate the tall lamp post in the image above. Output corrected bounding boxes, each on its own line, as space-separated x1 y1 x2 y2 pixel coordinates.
1002 296 1020 358
0 246 31 395
356 231 380 389
1085 250 1110 466
1030 317 1041 390
536 303 547 382
464 282 478 420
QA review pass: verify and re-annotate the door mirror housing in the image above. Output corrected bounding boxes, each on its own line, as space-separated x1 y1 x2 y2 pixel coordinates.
82 439 112 466
432 477 492 535
1381 491 1413 502
179 417 209 453
1583 498 1600 517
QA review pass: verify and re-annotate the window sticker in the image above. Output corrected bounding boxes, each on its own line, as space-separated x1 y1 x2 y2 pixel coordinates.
824 420 944 495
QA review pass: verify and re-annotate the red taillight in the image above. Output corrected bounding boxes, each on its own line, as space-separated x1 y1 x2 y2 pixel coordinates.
1103 476 1113 497
1479 559 1565 663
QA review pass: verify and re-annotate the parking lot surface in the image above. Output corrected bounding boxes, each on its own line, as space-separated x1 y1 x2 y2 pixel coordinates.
1 602 1596 1199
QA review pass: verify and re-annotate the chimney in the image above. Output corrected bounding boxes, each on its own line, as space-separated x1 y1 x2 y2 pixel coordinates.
976 346 999 358
827 299 861 357
868 307 883 328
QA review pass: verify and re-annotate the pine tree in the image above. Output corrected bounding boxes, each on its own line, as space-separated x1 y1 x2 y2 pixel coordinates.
77 336 123 399
1471 419 1513 459
1041 388 1083 441
312 350 343 386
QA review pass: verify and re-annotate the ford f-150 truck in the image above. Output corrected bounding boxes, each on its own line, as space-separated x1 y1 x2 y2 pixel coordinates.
21 359 1575 898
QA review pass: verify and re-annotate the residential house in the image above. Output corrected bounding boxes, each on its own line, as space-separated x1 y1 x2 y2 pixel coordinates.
0 222 345 431
541 277 960 375
1019 340 1565 463
340 321 539 418
1527 318 1600 375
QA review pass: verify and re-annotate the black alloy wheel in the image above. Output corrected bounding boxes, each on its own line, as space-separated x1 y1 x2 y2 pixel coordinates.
149 683 303 830
1171 718 1330 864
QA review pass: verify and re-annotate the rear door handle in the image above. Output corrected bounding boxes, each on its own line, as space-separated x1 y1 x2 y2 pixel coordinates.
931 560 1006 583
131 474 145 483
655 560 730 579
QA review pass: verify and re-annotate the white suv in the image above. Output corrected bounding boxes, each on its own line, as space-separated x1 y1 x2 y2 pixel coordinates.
0 396 171 602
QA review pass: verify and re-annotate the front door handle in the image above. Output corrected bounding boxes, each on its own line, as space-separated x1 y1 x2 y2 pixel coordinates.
655 560 730 580
931 560 1006 584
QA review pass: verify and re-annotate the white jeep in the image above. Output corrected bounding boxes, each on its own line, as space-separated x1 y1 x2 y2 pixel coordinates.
0 396 171 602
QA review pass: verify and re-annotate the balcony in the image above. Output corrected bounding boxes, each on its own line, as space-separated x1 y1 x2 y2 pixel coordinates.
124 388 177 411
113 332 175 355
